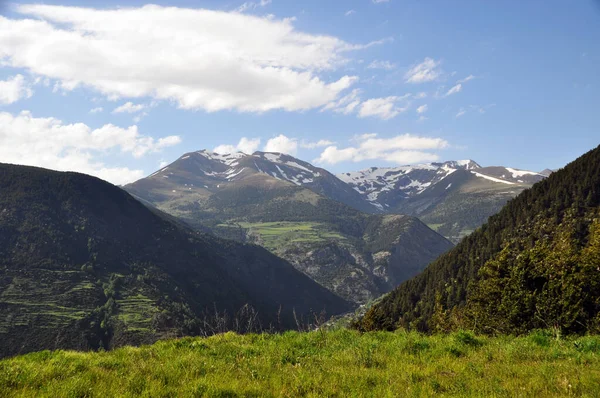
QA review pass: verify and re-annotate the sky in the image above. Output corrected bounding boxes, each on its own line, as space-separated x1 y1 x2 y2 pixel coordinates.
0 0 598 185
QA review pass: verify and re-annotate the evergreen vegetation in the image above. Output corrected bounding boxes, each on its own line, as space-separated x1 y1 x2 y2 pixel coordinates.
357 145 600 335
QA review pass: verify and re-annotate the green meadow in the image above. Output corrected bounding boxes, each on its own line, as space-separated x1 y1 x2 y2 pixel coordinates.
2 329 600 397
219 221 346 250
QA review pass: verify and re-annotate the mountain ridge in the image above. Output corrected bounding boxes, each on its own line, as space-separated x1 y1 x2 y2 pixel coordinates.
356 144 600 334
124 151 454 304
0 162 351 358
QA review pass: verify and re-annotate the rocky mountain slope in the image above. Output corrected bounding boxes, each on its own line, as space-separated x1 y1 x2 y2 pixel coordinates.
356 145 600 335
0 163 351 358
339 161 547 243
125 151 453 304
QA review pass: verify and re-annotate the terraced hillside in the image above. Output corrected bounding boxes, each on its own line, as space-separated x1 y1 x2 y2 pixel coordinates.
0 163 351 358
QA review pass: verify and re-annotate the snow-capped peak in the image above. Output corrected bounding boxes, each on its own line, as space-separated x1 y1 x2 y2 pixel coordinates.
197 150 247 166
442 159 481 170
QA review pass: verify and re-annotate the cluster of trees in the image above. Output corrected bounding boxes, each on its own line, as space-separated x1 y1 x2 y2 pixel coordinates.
357 145 600 335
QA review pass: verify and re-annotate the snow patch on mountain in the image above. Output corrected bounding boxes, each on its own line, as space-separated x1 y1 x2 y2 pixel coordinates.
471 171 515 185
505 167 543 178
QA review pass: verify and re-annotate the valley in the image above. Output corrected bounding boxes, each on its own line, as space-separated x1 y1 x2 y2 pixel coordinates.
125 150 455 304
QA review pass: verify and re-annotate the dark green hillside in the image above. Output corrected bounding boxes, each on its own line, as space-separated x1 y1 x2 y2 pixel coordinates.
358 145 600 334
0 163 350 358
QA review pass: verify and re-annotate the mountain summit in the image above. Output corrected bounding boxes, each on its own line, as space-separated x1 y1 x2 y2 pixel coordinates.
340 161 546 242
125 151 453 304
136 150 376 214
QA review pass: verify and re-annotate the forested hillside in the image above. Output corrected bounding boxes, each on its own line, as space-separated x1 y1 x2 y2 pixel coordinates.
357 145 600 335
0 164 350 358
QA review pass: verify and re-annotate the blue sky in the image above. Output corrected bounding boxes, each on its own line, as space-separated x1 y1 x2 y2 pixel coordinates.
0 0 598 184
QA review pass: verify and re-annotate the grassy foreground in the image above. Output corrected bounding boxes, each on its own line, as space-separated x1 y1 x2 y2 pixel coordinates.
1 329 600 397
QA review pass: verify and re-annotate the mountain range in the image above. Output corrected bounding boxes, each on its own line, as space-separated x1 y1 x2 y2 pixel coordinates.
124 150 548 302
339 160 546 243
357 144 600 335
0 146 563 357
125 151 453 304
0 163 350 358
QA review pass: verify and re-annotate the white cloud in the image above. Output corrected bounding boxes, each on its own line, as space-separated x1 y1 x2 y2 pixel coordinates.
367 60 395 70
458 74 475 84
344 10 355 16
415 92 427 99
445 83 462 97
113 102 146 114
322 88 361 115
372 0 390 3
315 133 449 165
439 75 474 98
325 92 413 120
358 96 408 120
264 134 298 155
89 107 103 114
404 58 442 84
0 4 385 114
0 110 181 185
455 104 495 118
236 0 272 13
0 75 33 104
214 137 261 154
417 115 428 122
301 139 334 149
416 104 428 114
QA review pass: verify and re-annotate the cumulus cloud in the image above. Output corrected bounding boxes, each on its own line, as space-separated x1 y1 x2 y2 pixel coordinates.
367 60 395 70
0 110 181 185
344 10 355 16
416 104 428 114
315 133 448 165
89 107 103 114
404 58 442 84
325 91 413 120
264 134 298 155
0 75 33 104
214 137 261 154
322 89 361 115
113 102 146 114
358 96 408 120
0 4 386 114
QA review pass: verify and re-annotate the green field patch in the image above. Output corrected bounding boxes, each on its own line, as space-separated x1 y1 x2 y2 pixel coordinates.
218 221 346 251
426 223 444 231
2 329 600 396
0 301 88 333
116 294 158 331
